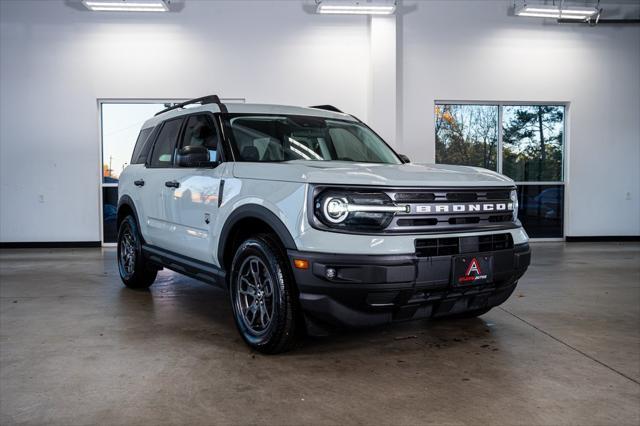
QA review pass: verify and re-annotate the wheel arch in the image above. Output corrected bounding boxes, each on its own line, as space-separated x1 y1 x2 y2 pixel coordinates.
117 195 142 238
218 204 297 271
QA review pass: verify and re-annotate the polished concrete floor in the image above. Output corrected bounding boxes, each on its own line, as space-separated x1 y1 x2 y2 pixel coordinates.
0 243 639 425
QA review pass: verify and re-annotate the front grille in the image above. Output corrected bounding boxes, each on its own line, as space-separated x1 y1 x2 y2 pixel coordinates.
415 233 514 257
415 237 459 257
478 233 513 251
385 187 515 233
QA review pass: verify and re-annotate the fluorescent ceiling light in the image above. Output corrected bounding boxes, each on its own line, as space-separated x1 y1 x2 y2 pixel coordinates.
82 0 169 12
316 1 396 15
515 4 598 20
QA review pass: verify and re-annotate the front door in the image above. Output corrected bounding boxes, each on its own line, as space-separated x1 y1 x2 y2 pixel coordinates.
162 114 225 263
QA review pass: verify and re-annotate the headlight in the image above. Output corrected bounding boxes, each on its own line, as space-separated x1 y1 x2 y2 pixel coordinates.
322 196 349 223
314 190 408 231
510 189 519 222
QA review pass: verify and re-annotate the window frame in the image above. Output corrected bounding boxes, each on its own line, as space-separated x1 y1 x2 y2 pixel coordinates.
435 100 569 241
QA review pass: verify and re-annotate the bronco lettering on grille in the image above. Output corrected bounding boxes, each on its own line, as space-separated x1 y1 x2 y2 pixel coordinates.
413 203 513 214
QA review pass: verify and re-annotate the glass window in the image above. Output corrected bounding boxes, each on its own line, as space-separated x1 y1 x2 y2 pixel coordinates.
435 104 498 170
227 115 401 164
130 127 154 165
502 105 564 182
180 115 219 162
516 185 564 238
102 187 118 243
150 118 183 168
434 102 566 238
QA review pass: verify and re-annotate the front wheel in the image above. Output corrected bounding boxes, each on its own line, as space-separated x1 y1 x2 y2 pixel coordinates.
229 234 303 354
117 215 157 289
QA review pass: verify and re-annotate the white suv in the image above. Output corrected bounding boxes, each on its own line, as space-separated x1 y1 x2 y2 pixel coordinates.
117 95 531 353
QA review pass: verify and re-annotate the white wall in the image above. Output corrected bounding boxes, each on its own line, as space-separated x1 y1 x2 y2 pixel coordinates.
0 0 371 242
1 0 639 242
400 1 640 237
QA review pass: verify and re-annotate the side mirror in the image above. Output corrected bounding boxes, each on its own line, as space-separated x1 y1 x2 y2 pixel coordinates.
398 154 411 164
177 145 215 168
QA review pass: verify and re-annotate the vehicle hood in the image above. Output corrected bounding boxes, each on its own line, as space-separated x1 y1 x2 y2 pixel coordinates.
232 161 514 187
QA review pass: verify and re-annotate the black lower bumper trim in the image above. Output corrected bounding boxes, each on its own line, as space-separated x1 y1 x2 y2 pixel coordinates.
288 243 530 328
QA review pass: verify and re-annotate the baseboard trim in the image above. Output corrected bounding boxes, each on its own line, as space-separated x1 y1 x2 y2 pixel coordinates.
566 236 640 242
0 241 101 249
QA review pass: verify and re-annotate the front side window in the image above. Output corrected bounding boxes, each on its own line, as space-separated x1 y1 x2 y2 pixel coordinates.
150 118 183 167
226 115 401 164
180 115 219 162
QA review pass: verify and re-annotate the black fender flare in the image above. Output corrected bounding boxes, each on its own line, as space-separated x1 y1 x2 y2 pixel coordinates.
217 204 297 266
117 195 142 231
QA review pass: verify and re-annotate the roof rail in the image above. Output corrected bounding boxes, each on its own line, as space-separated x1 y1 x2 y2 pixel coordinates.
155 95 228 116
309 104 343 113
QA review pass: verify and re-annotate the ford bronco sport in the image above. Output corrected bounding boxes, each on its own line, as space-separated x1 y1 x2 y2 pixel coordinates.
117 95 531 353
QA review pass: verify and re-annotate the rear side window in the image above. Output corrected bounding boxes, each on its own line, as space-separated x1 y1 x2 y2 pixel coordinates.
130 127 154 164
180 115 219 162
150 118 183 167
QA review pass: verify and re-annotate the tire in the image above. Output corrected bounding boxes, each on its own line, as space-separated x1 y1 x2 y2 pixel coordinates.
117 215 158 289
229 234 303 354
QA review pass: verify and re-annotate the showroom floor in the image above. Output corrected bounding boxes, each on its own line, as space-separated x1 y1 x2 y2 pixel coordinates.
0 243 638 425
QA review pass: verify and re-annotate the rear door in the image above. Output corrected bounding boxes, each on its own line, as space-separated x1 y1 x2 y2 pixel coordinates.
141 117 184 249
162 113 225 263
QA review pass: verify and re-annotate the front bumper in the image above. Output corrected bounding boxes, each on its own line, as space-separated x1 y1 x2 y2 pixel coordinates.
288 243 530 328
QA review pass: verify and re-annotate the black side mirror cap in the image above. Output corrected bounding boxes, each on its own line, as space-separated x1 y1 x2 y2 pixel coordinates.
398 154 411 164
177 145 216 168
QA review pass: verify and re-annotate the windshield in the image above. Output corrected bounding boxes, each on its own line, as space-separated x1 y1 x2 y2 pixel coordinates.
225 114 401 164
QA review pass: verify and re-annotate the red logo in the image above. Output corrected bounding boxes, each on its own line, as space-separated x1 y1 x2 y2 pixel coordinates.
458 257 488 284
465 258 482 276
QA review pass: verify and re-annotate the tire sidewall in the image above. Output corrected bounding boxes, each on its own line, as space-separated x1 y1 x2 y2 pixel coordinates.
229 238 288 349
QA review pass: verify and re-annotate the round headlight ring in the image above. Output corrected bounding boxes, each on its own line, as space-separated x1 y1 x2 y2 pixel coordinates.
323 196 349 224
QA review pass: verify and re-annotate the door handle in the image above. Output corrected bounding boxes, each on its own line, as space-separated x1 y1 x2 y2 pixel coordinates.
165 180 180 188
134 179 145 187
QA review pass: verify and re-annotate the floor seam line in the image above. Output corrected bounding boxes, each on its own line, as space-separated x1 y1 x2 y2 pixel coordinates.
498 306 640 386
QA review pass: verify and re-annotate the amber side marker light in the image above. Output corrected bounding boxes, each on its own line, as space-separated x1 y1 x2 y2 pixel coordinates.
294 259 309 270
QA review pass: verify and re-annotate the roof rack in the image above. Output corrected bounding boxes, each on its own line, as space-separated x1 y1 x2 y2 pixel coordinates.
155 95 228 116
309 104 343 113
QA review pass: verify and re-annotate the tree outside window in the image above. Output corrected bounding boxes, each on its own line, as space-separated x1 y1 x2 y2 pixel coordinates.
502 105 564 182
435 104 498 170
434 102 566 238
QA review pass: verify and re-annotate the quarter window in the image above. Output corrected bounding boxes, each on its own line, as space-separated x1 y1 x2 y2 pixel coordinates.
130 127 154 164
150 118 183 168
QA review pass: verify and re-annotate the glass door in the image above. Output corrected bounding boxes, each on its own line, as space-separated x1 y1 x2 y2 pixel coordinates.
100 101 178 245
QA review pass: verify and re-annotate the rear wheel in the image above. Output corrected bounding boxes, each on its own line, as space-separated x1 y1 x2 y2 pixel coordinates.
117 215 157 289
229 234 303 354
